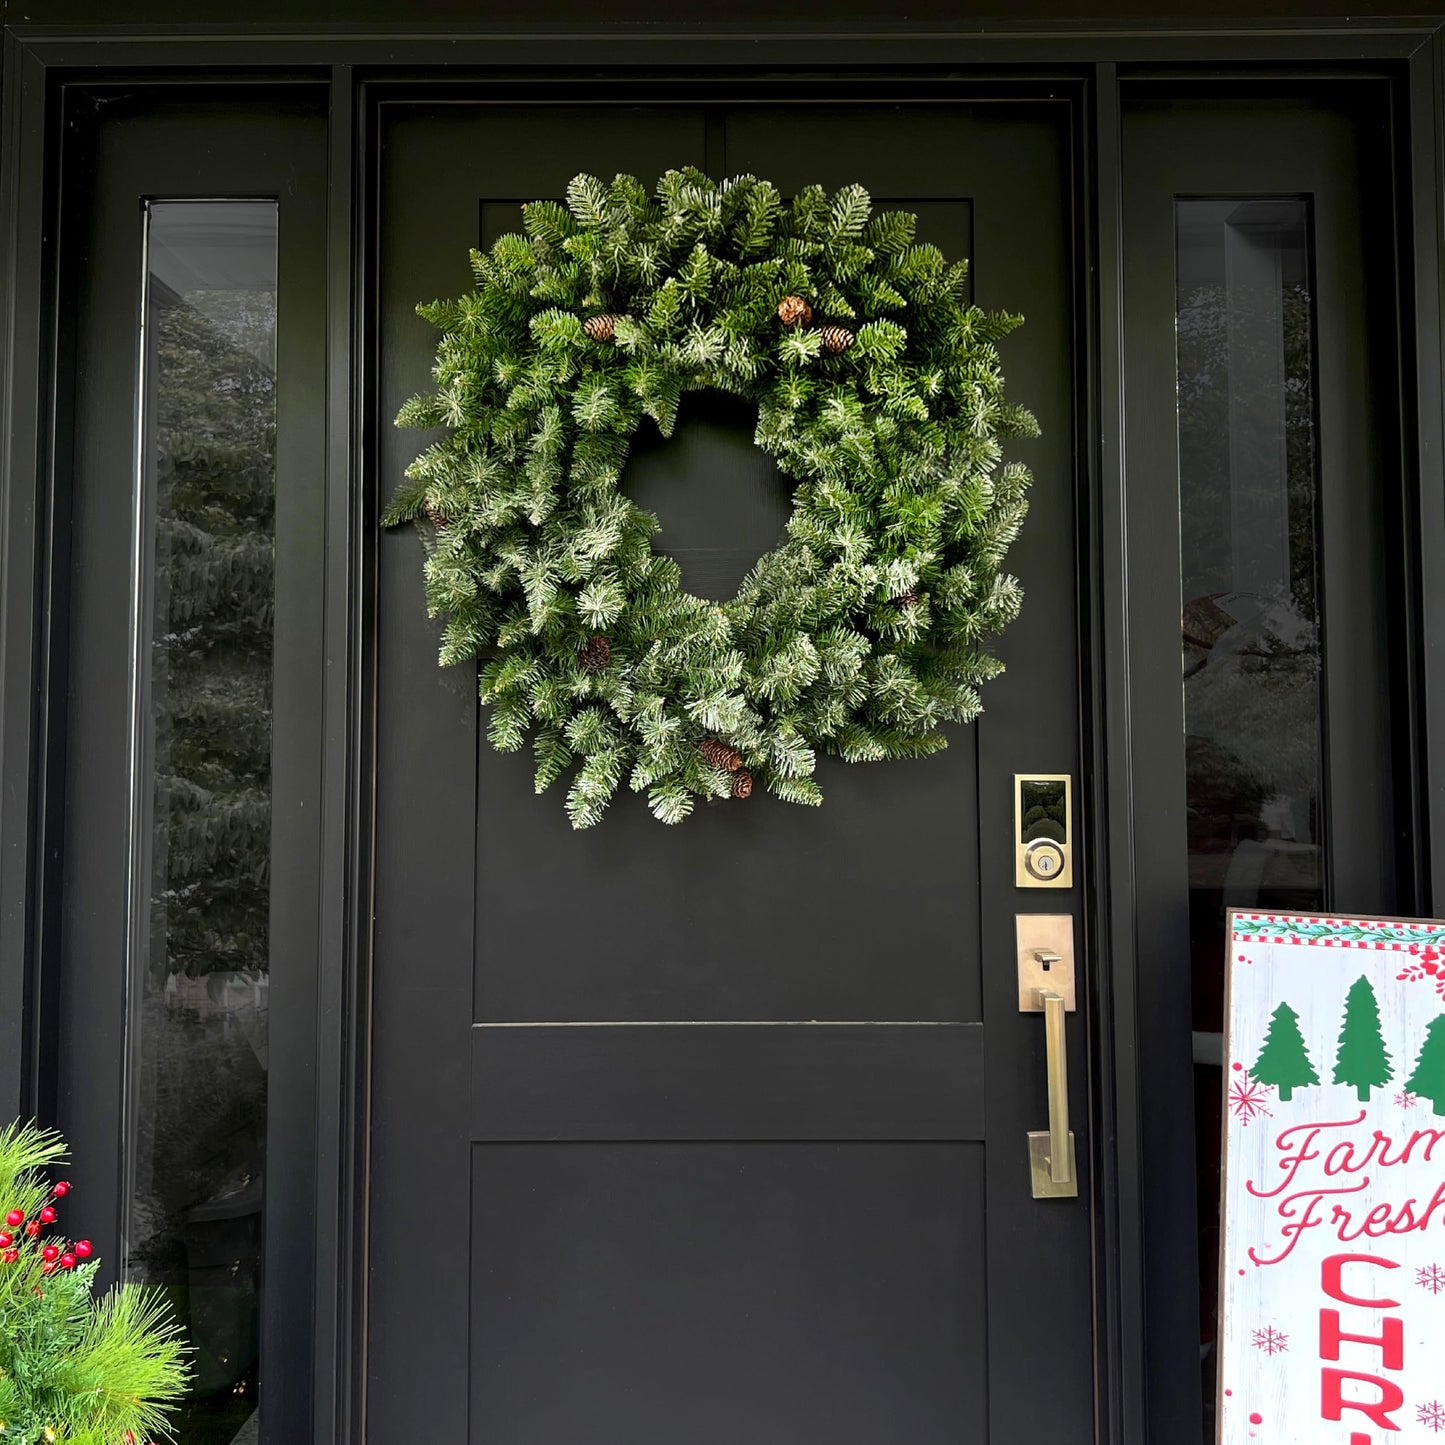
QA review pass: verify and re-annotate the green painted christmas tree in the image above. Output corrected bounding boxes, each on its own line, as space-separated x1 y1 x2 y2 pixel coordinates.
1405 1014 1445 1116
1333 975 1394 1103
1250 1001 1319 1102
0 1121 187 1443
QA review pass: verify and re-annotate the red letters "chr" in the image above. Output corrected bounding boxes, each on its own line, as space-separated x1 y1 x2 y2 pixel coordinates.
1320 1254 1404 1436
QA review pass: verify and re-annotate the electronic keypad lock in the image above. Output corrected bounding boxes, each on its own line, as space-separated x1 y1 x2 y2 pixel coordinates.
1014 774 1072 888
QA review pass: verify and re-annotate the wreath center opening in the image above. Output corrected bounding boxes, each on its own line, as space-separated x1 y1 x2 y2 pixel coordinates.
619 388 793 603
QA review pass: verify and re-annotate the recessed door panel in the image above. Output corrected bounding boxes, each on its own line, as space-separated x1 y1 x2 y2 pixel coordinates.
469 1143 988 1445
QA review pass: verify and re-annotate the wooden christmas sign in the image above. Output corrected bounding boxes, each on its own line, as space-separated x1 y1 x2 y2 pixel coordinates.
1220 910 1445 1445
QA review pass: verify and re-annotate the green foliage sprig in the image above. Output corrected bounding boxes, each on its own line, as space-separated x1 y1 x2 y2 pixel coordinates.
0 1123 187 1444
389 169 1036 827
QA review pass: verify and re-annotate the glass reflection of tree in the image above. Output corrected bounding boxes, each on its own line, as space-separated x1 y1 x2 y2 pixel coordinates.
132 276 275 1445
1021 781 1068 845
1177 273 1322 896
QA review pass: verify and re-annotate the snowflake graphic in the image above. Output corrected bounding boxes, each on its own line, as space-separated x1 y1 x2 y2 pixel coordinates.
1251 1325 1289 1356
1418 1401 1445 1433
1419 1263 1445 1296
1230 1077 1275 1125
1395 1090 1421 1109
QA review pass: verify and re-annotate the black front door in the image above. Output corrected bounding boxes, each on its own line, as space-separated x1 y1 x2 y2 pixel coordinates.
367 95 1093 1442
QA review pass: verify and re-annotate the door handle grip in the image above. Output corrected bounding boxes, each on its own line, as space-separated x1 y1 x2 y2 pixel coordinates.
1029 987 1078 1199
1041 989 1070 1183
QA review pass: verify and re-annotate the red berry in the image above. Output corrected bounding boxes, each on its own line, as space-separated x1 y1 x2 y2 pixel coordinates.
4 1209 22 1227
25 1221 40 1237
0 1232 11 1249
41 1244 58 1262
74 1239 92 1259
40 1261 54 1275
38 1205 56 1224
1 1248 17 1263
52 1181 69 1197
59 1252 76 1270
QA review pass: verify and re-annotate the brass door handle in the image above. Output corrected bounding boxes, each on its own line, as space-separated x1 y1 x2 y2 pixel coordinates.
1029 986 1078 1199
1016 915 1079 1200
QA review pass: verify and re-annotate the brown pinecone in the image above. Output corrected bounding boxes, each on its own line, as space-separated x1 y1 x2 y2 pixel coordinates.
699 738 744 773
731 768 754 799
818 324 855 355
579 635 611 672
583 313 620 342
423 500 450 530
889 590 920 609
777 294 813 327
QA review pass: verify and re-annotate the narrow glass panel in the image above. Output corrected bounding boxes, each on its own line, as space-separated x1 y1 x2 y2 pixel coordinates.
1174 197 1325 1439
128 200 277 1445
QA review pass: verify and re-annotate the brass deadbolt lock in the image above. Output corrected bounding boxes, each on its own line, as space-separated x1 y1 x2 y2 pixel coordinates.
1015 774 1072 889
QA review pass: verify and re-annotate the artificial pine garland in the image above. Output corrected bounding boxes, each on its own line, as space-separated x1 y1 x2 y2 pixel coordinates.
0 1123 187 1443
388 169 1036 828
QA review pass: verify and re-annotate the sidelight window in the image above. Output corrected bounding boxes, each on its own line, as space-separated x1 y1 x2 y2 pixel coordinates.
1173 195 1325 1437
126 199 278 1444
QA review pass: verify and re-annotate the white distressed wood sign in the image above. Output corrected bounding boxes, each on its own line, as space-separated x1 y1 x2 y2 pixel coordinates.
1220 910 1445 1445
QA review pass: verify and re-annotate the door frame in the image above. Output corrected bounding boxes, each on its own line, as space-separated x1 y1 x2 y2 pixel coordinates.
2 19 1444 1445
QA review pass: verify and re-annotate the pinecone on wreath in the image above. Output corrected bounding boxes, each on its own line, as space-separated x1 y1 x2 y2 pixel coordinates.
777 294 813 327
818 324 855 355
579 635 611 672
423 500 450 530
731 769 754 799
889 590 921 609
699 738 745 773
583 313 620 342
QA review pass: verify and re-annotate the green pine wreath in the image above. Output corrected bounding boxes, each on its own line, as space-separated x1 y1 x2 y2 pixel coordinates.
387 169 1037 828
